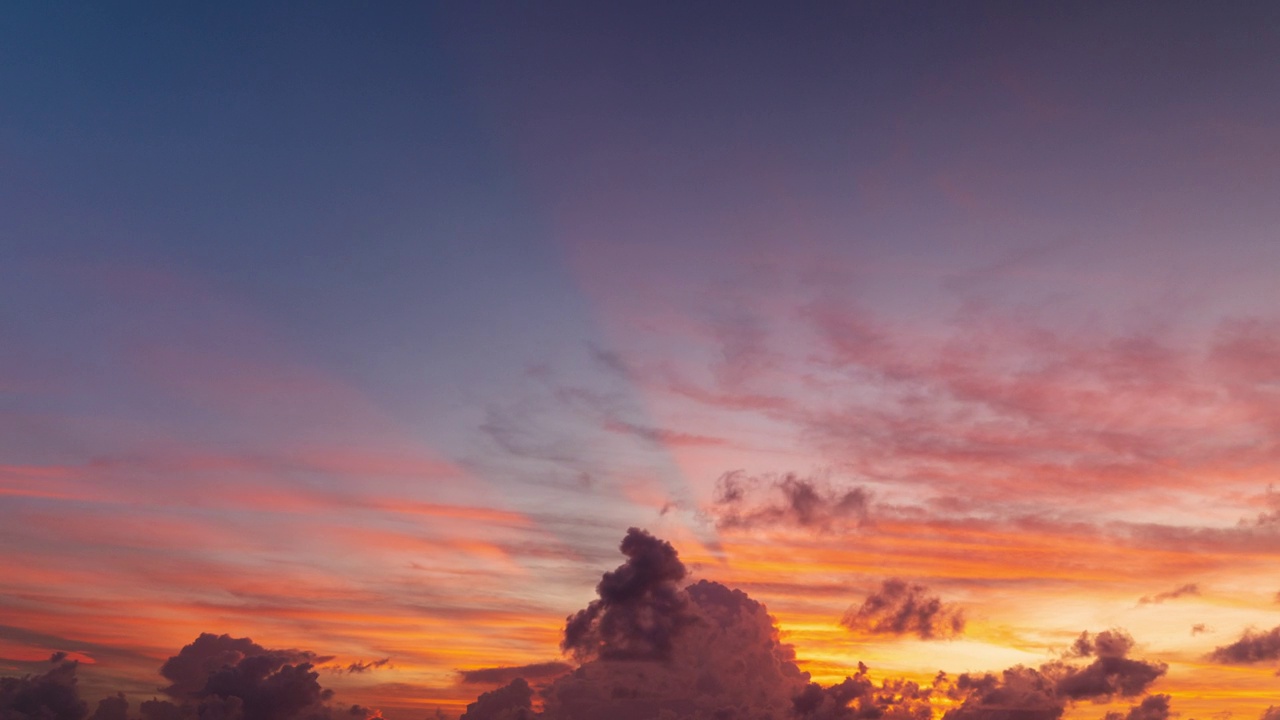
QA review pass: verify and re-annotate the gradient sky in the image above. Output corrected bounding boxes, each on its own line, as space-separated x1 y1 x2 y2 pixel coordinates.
4 2 1280 719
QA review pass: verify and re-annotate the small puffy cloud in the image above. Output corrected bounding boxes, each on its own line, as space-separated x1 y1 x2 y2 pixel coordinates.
1208 625 1280 664
458 663 573 686
1137 584 1199 606
1103 694 1172 720
89 694 128 720
710 472 869 532
841 579 965 640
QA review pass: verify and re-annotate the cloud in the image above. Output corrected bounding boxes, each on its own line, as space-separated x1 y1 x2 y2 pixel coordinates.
561 527 693 661
1103 694 1173 720
340 660 392 675
159 634 332 700
710 472 869 532
841 579 965 640
792 663 936 720
458 531 1172 720
1190 624 1208 636
0 660 87 720
458 678 533 720
1137 584 1200 606
947 634 1166 720
90 694 128 720
1208 625 1280 664
457 663 572 686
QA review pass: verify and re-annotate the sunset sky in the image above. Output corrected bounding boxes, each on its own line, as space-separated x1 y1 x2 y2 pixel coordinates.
4 3 1280 720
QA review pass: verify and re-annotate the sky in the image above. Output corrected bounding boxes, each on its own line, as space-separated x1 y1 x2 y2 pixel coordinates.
3 2 1280 719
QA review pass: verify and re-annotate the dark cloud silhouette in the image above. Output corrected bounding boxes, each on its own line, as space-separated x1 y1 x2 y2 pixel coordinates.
340 660 391 675
841 579 965 640
1262 707 1280 720
1054 631 1166 700
711 472 869 532
1103 694 1172 720
458 664 572 686
90 694 128 720
792 663 936 720
946 636 1166 720
1137 584 1199 606
458 679 533 720
0 661 87 720
160 634 329 700
1208 625 1280 664
945 666 1064 720
561 527 693 661
543 578 808 720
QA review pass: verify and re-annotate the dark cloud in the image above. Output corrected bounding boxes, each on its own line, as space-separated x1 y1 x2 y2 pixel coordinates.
792 663 937 720
561 527 693 661
945 666 1064 720
1208 625 1280 664
543 579 808 720
458 679 533 720
1137 584 1199 606
160 634 329 700
339 660 392 675
0 661 87 720
711 472 870 532
458 664 572 686
1054 631 1166 700
1262 707 1280 720
1190 624 1208 636
1103 694 1172 720
946 637 1167 720
841 579 965 640
90 694 129 720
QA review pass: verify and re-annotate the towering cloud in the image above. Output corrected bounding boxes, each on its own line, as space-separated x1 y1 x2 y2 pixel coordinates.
841 579 965 640
561 528 693 662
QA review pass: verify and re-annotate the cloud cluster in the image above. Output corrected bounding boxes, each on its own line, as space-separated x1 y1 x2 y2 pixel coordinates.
841 580 964 640
457 531 1172 720
711 472 869 532
0 659 87 720
946 629 1166 720
0 636 354 720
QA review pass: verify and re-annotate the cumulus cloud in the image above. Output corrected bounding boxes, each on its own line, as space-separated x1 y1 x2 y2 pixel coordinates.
1103 694 1172 720
711 472 869 532
456 531 1171 720
1137 584 1199 606
1208 625 1280 664
841 579 965 640
561 527 693 661
946 634 1166 720
159 634 330 700
458 678 534 720
458 664 572 686
0 654 346 720
0 660 87 720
